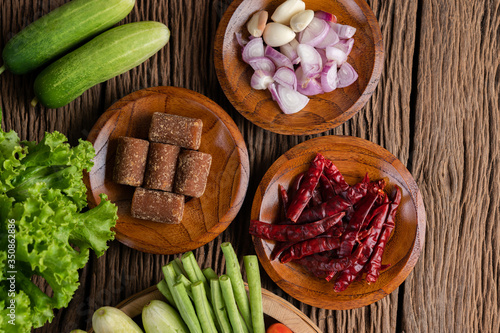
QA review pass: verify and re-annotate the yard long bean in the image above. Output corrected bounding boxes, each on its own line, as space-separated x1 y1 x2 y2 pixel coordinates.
210 279 233 333
219 275 248 333
162 263 202 333
192 281 218 333
244 256 265 333
221 242 253 333
156 279 176 308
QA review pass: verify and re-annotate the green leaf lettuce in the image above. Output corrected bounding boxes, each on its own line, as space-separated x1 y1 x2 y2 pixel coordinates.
0 111 118 331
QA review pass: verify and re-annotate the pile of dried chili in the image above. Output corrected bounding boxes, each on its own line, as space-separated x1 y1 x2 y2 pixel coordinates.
249 152 402 292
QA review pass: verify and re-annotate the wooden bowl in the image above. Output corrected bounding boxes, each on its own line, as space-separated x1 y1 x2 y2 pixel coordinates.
88 285 322 333
84 87 249 254
214 0 384 135
251 136 425 309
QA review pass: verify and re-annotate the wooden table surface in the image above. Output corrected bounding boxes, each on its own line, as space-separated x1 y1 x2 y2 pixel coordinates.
1 0 499 332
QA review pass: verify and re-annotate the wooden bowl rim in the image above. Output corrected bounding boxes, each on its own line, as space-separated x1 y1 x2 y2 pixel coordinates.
84 86 250 254
88 284 322 333
251 135 426 310
214 0 384 135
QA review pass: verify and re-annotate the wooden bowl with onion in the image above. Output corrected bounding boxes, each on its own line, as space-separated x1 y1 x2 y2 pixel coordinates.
88 285 322 333
215 0 384 135
251 136 426 309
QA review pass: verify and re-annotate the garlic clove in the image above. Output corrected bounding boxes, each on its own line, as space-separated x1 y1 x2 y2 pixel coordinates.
247 10 269 38
271 0 306 25
290 9 314 32
263 22 296 47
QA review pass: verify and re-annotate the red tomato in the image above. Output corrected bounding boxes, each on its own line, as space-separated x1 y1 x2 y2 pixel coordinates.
266 323 293 333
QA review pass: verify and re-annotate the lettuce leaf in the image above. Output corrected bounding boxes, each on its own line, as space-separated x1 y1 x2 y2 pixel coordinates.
0 110 117 331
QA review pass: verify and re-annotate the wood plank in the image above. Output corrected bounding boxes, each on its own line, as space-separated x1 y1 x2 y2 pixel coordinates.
401 0 500 332
0 0 421 332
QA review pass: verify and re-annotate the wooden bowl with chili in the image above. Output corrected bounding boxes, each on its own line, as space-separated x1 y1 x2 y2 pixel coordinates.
251 136 426 310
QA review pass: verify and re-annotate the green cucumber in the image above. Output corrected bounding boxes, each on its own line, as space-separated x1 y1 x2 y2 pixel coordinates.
33 21 170 108
1 0 135 75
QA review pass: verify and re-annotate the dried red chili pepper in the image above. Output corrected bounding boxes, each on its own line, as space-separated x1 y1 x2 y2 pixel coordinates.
338 190 381 257
323 224 344 238
324 159 350 193
279 184 289 220
344 173 370 204
287 172 304 205
270 241 294 261
319 174 336 201
357 227 372 242
249 212 345 242
366 186 401 284
334 198 391 291
294 256 329 278
311 188 323 206
333 239 373 292
286 153 326 223
316 255 351 273
280 236 341 263
296 195 352 224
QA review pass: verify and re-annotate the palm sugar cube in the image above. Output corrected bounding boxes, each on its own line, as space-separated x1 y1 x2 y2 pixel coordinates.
131 188 185 224
174 150 212 198
144 142 180 191
113 137 149 186
149 112 203 150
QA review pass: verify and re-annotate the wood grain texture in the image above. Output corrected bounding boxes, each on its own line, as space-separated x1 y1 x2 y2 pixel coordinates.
251 136 425 310
214 0 384 135
0 0 498 332
401 0 500 332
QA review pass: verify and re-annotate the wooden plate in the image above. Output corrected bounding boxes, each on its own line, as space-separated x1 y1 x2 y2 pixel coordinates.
214 0 384 135
251 136 425 309
88 285 322 333
84 87 249 254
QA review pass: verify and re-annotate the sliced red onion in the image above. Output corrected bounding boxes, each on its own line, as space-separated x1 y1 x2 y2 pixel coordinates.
337 62 358 88
248 57 276 73
280 39 300 64
265 45 293 69
296 44 322 78
315 26 339 48
295 65 319 89
297 77 324 96
314 10 337 23
251 70 274 90
316 48 328 67
235 32 248 47
332 38 354 56
320 61 338 92
325 46 347 66
273 67 297 90
242 37 264 63
297 17 329 47
268 83 310 114
329 22 356 39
